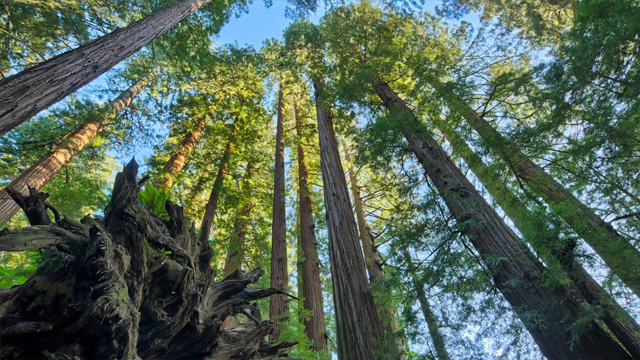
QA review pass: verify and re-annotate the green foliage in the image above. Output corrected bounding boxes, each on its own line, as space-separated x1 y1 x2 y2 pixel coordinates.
139 184 170 219
3 1 640 359
0 251 39 288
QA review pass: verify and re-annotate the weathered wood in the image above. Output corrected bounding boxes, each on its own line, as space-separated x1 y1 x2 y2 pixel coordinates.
0 158 295 359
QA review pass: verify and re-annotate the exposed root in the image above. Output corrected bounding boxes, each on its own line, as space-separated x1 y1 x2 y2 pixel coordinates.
0 158 295 359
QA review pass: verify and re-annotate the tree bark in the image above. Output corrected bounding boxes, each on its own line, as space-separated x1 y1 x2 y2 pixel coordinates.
375 80 632 360
197 127 235 246
428 76 640 298
0 0 209 136
0 158 295 359
294 99 328 352
402 249 451 360
160 117 207 191
437 120 640 358
221 162 255 329
343 144 404 349
313 81 386 360
269 83 289 341
0 75 152 223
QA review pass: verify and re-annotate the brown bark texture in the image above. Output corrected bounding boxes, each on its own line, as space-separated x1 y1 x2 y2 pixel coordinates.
294 100 328 351
197 130 234 245
344 146 404 350
269 84 289 341
437 121 640 358
0 158 295 359
0 75 152 223
402 249 451 360
0 0 208 136
428 76 640 298
375 80 632 360
221 163 255 329
314 81 386 360
161 117 207 191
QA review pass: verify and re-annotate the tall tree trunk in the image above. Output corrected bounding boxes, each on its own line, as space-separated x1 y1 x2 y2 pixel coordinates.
0 74 152 222
402 249 451 360
374 80 632 360
313 81 385 360
197 124 236 245
427 76 640 298
269 83 289 341
0 158 296 359
294 99 328 352
437 120 640 358
221 163 255 329
160 117 207 191
0 0 209 136
343 145 404 348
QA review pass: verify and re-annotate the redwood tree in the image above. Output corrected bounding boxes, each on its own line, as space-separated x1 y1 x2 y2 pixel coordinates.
269 83 289 341
0 0 210 136
0 73 153 222
375 80 632 359
221 162 255 329
314 81 386 359
427 76 640 298
293 97 328 351
436 119 640 358
160 117 207 191
197 125 235 245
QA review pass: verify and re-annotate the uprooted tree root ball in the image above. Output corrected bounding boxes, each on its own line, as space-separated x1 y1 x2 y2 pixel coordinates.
0 159 296 359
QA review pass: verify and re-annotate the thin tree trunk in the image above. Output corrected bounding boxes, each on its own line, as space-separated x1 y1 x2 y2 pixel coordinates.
221 163 254 329
402 249 451 360
428 76 640 298
313 81 385 360
437 121 640 358
0 0 209 136
269 83 289 341
197 124 236 245
0 74 152 222
343 145 402 339
160 117 207 191
375 80 632 360
294 99 328 352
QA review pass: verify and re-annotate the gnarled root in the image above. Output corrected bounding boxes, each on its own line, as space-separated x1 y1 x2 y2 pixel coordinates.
0 159 296 359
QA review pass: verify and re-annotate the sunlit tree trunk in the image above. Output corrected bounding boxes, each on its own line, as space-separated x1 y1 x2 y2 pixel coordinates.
314 81 386 360
0 74 152 222
221 162 254 329
437 120 640 358
160 118 207 191
269 83 289 341
0 0 209 136
375 80 632 360
402 249 451 360
197 124 236 245
294 99 328 352
343 144 404 352
428 76 640 298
